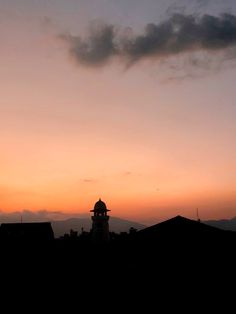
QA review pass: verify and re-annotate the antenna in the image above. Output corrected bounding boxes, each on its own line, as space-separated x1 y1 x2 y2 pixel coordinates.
21 215 23 223
196 208 200 223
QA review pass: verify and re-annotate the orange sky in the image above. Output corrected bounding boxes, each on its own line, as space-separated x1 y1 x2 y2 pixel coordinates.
0 1 236 223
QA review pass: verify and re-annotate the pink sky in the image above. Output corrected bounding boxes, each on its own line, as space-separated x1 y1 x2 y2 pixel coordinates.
0 1 236 222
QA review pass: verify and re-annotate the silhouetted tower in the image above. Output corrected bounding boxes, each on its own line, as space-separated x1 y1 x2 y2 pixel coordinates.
90 199 110 244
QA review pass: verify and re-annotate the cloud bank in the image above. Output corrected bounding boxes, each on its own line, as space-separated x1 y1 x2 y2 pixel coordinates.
61 13 236 67
0 210 88 223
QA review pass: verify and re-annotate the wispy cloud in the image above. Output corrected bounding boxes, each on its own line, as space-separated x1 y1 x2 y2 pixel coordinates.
0 210 88 223
82 178 99 183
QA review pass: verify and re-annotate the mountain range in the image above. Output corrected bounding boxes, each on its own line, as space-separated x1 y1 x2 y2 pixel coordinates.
51 216 145 238
205 217 236 231
1 212 236 238
51 216 236 238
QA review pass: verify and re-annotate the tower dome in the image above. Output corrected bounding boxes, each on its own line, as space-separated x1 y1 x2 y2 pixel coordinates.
90 198 110 216
94 198 107 211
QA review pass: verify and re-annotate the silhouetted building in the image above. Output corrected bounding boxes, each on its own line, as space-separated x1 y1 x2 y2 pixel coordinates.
90 199 110 244
0 222 54 242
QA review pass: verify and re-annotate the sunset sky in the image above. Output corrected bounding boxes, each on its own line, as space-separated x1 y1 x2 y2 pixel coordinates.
0 0 236 223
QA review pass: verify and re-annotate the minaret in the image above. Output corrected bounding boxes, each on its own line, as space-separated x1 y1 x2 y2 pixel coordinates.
90 199 110 244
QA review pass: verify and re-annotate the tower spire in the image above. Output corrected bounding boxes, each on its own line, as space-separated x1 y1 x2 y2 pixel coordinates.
196 208 200 223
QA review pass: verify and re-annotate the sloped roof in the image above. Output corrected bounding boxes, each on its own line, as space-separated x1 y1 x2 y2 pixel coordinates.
139 215 222 234
129 215 228 244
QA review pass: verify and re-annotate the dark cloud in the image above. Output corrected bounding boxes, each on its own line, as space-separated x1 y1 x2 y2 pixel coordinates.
61 22 117 66
61 13 236 67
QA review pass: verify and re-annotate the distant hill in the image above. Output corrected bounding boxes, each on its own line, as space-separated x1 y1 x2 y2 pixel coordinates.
51 217 145 238
205 217 236 231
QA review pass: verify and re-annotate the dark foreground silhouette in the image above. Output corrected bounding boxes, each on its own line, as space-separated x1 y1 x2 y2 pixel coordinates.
0 215 235 305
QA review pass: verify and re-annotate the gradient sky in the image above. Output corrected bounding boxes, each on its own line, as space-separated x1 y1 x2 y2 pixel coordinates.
0 0 236 223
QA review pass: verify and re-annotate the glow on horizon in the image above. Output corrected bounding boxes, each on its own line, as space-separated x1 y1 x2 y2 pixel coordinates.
0 1 236 222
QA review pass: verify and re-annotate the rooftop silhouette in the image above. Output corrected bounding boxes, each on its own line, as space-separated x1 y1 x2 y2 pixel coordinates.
0 222 54 242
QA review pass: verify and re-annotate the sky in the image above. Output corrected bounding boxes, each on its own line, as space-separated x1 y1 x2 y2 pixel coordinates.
0 0 236 223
